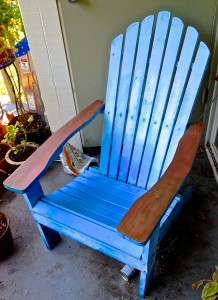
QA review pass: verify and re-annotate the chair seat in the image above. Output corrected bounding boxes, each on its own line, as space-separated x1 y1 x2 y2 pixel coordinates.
40 169 146 230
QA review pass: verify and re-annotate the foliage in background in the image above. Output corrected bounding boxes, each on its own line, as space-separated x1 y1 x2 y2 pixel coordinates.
192 266 218 300
0 0 25 54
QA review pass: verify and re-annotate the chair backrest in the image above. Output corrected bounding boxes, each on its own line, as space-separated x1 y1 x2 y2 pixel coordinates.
99 11 210 190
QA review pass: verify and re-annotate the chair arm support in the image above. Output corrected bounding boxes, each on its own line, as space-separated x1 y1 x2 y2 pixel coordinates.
4 100 105 194
117 122 204 244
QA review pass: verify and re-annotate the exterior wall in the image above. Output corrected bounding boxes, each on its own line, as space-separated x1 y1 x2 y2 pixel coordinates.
18 0 82 150
58 0 218 146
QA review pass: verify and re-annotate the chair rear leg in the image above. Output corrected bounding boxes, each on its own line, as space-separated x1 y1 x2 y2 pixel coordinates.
139 225 160 298
36 223 60 250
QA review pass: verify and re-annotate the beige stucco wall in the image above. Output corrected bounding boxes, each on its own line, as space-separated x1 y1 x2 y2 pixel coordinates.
58 0 217 146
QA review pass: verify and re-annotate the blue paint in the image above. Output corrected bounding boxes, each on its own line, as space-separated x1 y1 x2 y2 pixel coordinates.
118 15 154 183
100 35 123 176
15 37 30 57
147 26 200 189
137 17 184 188
127 11 171 186
108 23 140 179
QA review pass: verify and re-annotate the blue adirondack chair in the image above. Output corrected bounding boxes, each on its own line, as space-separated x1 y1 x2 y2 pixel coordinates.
4 11 210 298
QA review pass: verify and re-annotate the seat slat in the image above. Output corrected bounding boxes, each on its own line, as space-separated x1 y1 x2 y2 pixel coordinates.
100 35 123 176
65 180 132 210
48 188 125 220
109 22 140 179
78 171 144 202
43 193 120 229
118 15 154 182
136 17 184 188
128 11 171 186
147 27 199 189
85 170 145 196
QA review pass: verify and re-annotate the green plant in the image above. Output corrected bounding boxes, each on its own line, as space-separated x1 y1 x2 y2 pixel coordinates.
192 266 218 300
1 115 33 154
0 0 27 117
0 0 25 56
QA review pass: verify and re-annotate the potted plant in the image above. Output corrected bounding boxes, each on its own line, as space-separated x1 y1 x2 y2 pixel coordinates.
0 211 13 261
8 112 48 145
2 115 39 169
0 0 25 68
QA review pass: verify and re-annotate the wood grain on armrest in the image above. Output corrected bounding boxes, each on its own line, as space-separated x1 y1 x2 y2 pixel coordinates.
117 122 204 244
4 100 105 193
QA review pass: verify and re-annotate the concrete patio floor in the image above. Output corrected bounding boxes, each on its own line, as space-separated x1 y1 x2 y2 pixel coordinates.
0 151 217 300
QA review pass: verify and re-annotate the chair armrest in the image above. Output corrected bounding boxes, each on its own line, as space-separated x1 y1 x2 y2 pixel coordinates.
117 122 204 244
4 100 105 194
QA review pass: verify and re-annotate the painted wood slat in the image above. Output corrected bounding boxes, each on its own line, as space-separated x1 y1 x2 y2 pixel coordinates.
127 11 171 186
118 16 154 182
4 100 105 193
33 202 145 269
137 17 184 188
45 187 126 222
43 194 119 229
63 182 130 212
34 203 143 258
78 171 145 202
117 123 204 244
147 27 199 189
161 42 210 175
84 170 145 197
109 22 140 179
100 35 123 176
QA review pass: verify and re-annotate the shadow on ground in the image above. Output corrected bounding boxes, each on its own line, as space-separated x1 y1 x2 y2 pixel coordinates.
0 152 217 300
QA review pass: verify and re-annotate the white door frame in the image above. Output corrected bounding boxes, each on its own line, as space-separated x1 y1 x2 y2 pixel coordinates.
205 71 218 183
18 0 82 150
205 1 218 183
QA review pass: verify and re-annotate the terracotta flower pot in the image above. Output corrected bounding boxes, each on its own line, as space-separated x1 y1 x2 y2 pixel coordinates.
0 211 13 261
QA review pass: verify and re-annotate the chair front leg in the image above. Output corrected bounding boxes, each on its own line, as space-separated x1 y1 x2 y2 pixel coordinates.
139 225 160 298
24 180 60 250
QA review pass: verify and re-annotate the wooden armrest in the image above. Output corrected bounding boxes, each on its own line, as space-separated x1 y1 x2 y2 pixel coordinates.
117 122 204 244
4 100 105 194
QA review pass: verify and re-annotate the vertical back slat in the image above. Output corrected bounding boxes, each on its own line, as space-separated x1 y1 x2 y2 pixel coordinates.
108 22 140 179
128 11 171 185
161 42 210 175
136 17 184 188
100 11 209 192
147 27 199 189
118 16 154 182
100 35 123 176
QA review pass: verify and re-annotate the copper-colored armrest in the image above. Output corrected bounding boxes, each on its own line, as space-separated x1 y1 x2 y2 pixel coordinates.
117 122 204 244
4 100 105 193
